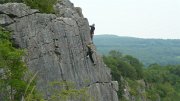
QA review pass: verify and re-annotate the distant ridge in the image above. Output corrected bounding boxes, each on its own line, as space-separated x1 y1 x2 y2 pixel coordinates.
94 35 180 66
95 34 137 38
95 34 180 40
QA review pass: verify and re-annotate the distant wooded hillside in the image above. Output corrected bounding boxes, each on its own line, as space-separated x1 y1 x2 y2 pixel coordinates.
94 35 180 66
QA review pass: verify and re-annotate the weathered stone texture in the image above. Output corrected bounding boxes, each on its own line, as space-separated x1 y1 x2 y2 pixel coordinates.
0 0 118 101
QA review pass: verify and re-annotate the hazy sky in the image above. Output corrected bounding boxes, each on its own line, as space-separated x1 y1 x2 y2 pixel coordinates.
70 0 180 39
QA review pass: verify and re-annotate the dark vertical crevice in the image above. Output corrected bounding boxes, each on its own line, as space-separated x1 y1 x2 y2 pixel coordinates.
64 29 77 83
75 20 89 69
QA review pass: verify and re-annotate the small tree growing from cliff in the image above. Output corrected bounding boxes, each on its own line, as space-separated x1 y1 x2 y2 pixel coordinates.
0 27 38 101
0 27 26 100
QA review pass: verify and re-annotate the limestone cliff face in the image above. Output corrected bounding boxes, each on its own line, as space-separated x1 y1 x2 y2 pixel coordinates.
0 0 118 101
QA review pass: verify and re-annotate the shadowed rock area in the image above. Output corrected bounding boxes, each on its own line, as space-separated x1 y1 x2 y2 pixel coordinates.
0 0 118 100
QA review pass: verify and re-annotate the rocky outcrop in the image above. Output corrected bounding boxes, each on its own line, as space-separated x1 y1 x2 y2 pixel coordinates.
123 79 161 101
0 0 118 101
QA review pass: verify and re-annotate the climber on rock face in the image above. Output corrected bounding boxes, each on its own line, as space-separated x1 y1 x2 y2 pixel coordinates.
89 24 95 40
86 43 96 66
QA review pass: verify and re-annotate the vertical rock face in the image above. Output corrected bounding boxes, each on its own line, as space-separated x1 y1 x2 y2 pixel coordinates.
0 0 118 101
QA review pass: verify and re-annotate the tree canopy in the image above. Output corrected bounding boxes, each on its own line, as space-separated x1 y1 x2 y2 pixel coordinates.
103 50 180 101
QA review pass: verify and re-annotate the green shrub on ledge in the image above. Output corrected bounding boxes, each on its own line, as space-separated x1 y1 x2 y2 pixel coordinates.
23 0 58 13
0 0 23 4
0 0 58 14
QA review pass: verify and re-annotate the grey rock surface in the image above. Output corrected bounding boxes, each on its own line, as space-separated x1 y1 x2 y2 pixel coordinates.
0 14 13 26
111 81 119 91
0 3 39 17
0 0 118 101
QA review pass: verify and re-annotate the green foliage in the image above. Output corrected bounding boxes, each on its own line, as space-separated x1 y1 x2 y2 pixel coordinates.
0 27 38 101
0 0 58 13
145 88 159 100
126 79 138 96
0 0 23 4
103 50 143 80
144 64 180 101
23 71 43 101
48 81 91 101
103 50 144 99
103 50 180 101
23 0 58 13
124 55 143 79
0 27 26 100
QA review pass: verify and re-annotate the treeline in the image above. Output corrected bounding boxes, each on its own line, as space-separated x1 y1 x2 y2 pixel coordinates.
103 50 180 101
144 64 180 100
94 35 180 66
